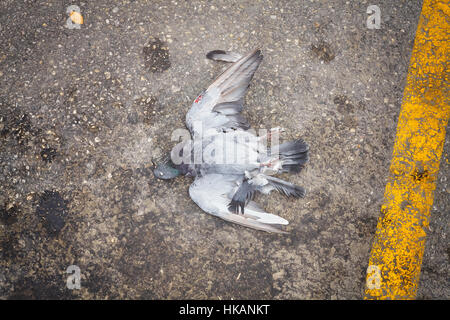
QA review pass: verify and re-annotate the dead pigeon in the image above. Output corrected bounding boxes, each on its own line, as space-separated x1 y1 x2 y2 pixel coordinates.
153 49 309 233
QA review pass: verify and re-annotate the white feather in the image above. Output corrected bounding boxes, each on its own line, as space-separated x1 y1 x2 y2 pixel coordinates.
189 174 288 233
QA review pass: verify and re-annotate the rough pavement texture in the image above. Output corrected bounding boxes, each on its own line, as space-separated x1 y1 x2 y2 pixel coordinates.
0 0 447 299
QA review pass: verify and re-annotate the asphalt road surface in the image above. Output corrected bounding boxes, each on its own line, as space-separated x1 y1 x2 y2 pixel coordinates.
0 0 448 299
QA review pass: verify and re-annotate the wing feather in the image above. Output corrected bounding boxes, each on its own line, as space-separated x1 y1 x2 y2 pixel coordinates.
186 49 263 136
189 174 288 233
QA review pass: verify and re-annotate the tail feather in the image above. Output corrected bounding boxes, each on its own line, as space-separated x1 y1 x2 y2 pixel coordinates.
273 139 309 173
278 139 309 155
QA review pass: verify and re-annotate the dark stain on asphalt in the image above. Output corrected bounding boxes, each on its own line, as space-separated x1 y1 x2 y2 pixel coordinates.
40 147 58 163
311 41 335 63
81 264 115 298
8 276 75 300
355 215 378 239
1 113 33 144
0 204 19 225
143 38 171 73
1 237 19 260
210 259 274 299
36 190 68 237
333 95 355 114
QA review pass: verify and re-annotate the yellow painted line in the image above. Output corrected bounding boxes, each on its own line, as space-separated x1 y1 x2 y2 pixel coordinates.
364 0 449 300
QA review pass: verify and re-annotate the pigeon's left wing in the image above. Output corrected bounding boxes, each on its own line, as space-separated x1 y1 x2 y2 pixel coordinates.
186 49 263 138
189 173 288 233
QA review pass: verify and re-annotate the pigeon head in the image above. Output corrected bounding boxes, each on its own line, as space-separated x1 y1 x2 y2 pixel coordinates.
152 154 180 180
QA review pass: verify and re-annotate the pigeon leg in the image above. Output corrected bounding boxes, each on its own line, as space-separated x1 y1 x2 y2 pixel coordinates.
259 126 285 143
260 159 282 169
268 126 285 140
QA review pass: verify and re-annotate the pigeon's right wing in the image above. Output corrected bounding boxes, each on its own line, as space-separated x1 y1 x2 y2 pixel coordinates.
186 49 263 138
189 173 288 234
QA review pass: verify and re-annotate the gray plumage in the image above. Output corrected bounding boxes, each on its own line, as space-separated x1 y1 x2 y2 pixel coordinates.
186 49 263 136
155 49 309 233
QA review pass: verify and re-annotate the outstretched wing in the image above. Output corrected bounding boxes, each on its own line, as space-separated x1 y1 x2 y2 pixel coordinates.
186 49 263 138
189 173 288 233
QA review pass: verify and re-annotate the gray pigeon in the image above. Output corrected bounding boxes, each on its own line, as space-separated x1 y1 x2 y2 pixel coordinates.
153 49 309 233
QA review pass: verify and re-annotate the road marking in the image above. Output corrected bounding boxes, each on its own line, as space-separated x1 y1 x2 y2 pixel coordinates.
364 0 449 299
